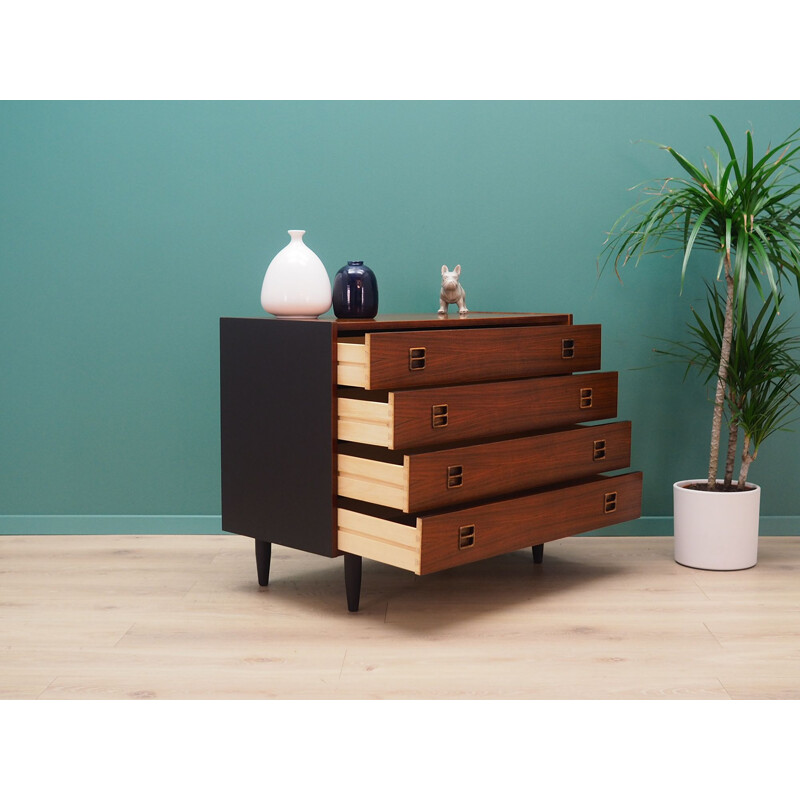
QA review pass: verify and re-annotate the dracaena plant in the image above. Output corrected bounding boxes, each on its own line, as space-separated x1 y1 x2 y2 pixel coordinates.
655 283 800 489
600 116 800 491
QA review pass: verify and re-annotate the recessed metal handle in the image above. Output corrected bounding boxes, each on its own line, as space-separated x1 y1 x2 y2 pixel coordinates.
447 465 464 488
593 439 607 461
458 525 476 550
409 347 426 371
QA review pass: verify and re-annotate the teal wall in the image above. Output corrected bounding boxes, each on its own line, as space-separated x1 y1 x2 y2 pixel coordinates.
2 100 799 532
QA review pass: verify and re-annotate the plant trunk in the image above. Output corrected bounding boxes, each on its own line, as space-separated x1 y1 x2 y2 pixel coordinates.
723 416 738 489
738 434 755 486
708 251 736 490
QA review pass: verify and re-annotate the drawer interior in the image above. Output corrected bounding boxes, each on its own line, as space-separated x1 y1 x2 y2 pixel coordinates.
338 387 391 448
337 498 421 574
337 336 367 387
338 443 406 510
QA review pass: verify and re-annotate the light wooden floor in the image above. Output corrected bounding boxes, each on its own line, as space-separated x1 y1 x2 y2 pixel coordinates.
1 534 799 699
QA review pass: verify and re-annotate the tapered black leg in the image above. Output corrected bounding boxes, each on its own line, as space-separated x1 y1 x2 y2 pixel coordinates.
255 540 272 586
532 544 544 564
344 553 362 612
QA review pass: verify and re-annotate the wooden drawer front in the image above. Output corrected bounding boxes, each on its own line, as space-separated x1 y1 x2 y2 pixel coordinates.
338 372 619 450
337 472 643 575
418 472 642 574
337 324 601 389
337 421 632 512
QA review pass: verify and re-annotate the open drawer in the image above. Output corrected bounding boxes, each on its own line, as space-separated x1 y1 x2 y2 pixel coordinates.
337 472 643 575
337 324 601 389
338 421 632 512
338 372 619 450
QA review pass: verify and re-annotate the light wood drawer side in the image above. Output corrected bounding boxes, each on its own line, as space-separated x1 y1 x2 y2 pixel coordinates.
337 507 421 574
337 340 367 387
337 397 392 448
338 454 406 510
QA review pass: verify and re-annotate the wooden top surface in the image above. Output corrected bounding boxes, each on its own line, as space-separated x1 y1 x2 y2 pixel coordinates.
225 311 573 332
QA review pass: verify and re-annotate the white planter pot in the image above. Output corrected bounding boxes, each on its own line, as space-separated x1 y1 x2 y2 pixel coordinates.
673 479 760 570
261 230 332 318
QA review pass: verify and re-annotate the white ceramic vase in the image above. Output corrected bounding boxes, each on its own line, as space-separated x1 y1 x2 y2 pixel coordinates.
673 479 760 570
260 230 332 318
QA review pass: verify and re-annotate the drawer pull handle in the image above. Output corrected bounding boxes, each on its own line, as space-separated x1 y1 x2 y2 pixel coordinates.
458 525 476 550
593 439 607 461
562 338 575 359
580 388 593 409
447 465 464 488
409 347 427 371
604 491 618 514
432 404 449 428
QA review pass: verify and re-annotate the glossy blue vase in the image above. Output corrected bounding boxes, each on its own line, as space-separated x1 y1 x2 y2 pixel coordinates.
332 261 379 319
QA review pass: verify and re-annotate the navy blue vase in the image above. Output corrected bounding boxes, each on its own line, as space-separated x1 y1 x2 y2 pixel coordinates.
332 261 379 319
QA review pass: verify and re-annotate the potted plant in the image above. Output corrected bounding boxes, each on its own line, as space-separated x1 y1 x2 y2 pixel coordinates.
600 116 800 569
656 284 800 568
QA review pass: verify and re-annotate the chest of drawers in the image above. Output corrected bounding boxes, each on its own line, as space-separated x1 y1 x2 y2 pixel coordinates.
220 312 642 611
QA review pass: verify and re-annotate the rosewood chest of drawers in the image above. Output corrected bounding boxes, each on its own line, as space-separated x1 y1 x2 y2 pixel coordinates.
220 312 642 611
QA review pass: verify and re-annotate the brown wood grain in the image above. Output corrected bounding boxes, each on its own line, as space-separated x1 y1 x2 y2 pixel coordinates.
417 472 643 574
405 421 632 512
332 311 572 333
390 372 619 449
364 324 601 389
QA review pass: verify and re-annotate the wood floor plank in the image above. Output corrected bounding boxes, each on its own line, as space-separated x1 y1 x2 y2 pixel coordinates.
1 534 799 699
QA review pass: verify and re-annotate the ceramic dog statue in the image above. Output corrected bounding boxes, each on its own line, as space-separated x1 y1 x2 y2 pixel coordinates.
438 264 468 315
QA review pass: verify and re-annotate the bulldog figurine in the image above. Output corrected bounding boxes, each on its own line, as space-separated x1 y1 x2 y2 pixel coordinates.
438 264 468 315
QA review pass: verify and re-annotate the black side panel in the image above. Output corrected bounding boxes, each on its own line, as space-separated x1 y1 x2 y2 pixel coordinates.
220 318 335 556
